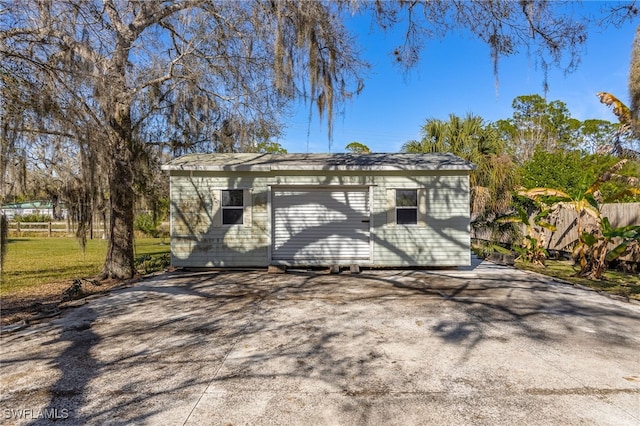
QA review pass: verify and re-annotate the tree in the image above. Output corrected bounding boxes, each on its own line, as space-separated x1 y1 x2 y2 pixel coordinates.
581 217 640 279
578 119 620 154
630 23 640 124
1 0 364 279
597 19 640 156
0 213 6 280
3 1 634 280
497 200 556 265
519 157 639 278
370 0 599 80
520 150 592 194
251 141 288 154
519 149 640 202
598 92 640 159
345 142 371 154
519 186 599 272
403 113 518 220
0 70 34 202
496 94 581 163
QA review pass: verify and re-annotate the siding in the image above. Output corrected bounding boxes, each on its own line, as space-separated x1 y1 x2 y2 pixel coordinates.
169 173 269 267
372 174 470 266
169 170 471 267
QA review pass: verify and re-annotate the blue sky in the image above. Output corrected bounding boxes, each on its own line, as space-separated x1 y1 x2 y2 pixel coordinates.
279 6 637 154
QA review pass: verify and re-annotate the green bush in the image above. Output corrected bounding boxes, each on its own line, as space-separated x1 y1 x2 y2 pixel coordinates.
134 213 160 237
472 241 512 258
135 253 170 275
14 213 52 222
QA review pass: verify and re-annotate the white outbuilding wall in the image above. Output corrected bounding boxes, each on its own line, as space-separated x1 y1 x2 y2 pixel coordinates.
163 153 474 268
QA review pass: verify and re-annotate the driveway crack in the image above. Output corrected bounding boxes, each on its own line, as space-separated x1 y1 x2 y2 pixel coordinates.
182 295 268 425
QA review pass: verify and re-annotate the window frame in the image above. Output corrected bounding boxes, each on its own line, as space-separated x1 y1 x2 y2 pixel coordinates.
221 189 244 226
395 189 418 225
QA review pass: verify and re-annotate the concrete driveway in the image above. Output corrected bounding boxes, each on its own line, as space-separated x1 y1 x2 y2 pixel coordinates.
1 258 639 425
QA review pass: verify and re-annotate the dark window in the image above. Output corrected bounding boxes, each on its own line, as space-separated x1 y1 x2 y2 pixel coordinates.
396 189 417 225
222 190 243 225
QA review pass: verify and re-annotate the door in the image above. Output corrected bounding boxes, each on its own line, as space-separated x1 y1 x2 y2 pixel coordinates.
272 187 371 263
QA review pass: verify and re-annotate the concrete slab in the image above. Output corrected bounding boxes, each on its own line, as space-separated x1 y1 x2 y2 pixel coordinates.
1 259 639 425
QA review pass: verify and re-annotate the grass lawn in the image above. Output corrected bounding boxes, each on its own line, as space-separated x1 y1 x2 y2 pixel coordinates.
2 238 637 326
1 237 170 296
516 259 640 300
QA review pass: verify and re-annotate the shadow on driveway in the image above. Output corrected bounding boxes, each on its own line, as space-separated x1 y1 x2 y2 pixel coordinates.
1 263 639 425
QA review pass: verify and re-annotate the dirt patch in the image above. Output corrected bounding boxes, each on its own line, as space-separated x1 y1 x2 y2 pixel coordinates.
0 277 134 326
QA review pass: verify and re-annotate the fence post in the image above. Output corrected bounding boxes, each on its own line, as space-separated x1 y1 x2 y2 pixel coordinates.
48 221 52 237
16 222 20 233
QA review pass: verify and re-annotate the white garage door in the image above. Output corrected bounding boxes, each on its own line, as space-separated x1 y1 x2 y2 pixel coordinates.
272 187 371 263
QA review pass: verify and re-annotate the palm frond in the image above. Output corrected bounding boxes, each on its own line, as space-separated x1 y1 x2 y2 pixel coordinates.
518 187 571 200
597 92 633 130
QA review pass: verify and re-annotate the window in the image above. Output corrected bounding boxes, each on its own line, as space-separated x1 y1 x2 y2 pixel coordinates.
222 190 244 225
396 189 417 225
213 188 252 228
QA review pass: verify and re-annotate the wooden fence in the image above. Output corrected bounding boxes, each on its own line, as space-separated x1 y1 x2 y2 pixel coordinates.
473 203 640 262
5 221 107 238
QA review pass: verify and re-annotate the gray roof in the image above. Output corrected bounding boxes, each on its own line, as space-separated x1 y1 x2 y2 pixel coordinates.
162 153 476 172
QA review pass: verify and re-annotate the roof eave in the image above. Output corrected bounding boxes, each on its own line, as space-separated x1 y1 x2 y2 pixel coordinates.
162 164 475 172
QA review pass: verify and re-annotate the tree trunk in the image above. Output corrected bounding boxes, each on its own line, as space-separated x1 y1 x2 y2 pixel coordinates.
630 24 640 122
579 240 608 280
99 81 136 279
100 150 135 279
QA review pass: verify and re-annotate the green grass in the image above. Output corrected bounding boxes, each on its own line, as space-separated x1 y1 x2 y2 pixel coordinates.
516 259 640 300
1 237 170 295
4 237 637 301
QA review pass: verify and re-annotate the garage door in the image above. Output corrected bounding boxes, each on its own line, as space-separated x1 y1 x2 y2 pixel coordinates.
272 187 371 263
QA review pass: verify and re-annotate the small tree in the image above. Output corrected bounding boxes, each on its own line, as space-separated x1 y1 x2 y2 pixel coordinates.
345 142 371 154
403 113 519 221
518 157 639 279
580 217 640 279
498 200 556 265
497 95 581 163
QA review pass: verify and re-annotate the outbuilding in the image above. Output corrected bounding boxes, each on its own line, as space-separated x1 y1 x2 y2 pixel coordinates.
162 153 475 268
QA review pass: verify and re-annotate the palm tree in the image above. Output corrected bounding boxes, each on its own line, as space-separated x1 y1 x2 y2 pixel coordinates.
402 113 519 221
497 201 557 265
519 186 599 273
597 92 640 161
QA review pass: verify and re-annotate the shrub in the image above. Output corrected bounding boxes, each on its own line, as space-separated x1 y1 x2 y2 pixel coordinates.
134 213 160 237
135 253 170 275
14 213 52 222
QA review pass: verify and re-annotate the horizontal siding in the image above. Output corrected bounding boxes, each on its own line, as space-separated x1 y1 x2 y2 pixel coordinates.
169 170 471 267
374 228 470 266
170 240 267 268
170 174 269 267
371 174 470 266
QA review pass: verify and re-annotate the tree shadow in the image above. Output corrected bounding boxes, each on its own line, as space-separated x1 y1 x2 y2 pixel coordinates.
170 162 472 269
25 308 100 425
2 265 638 424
